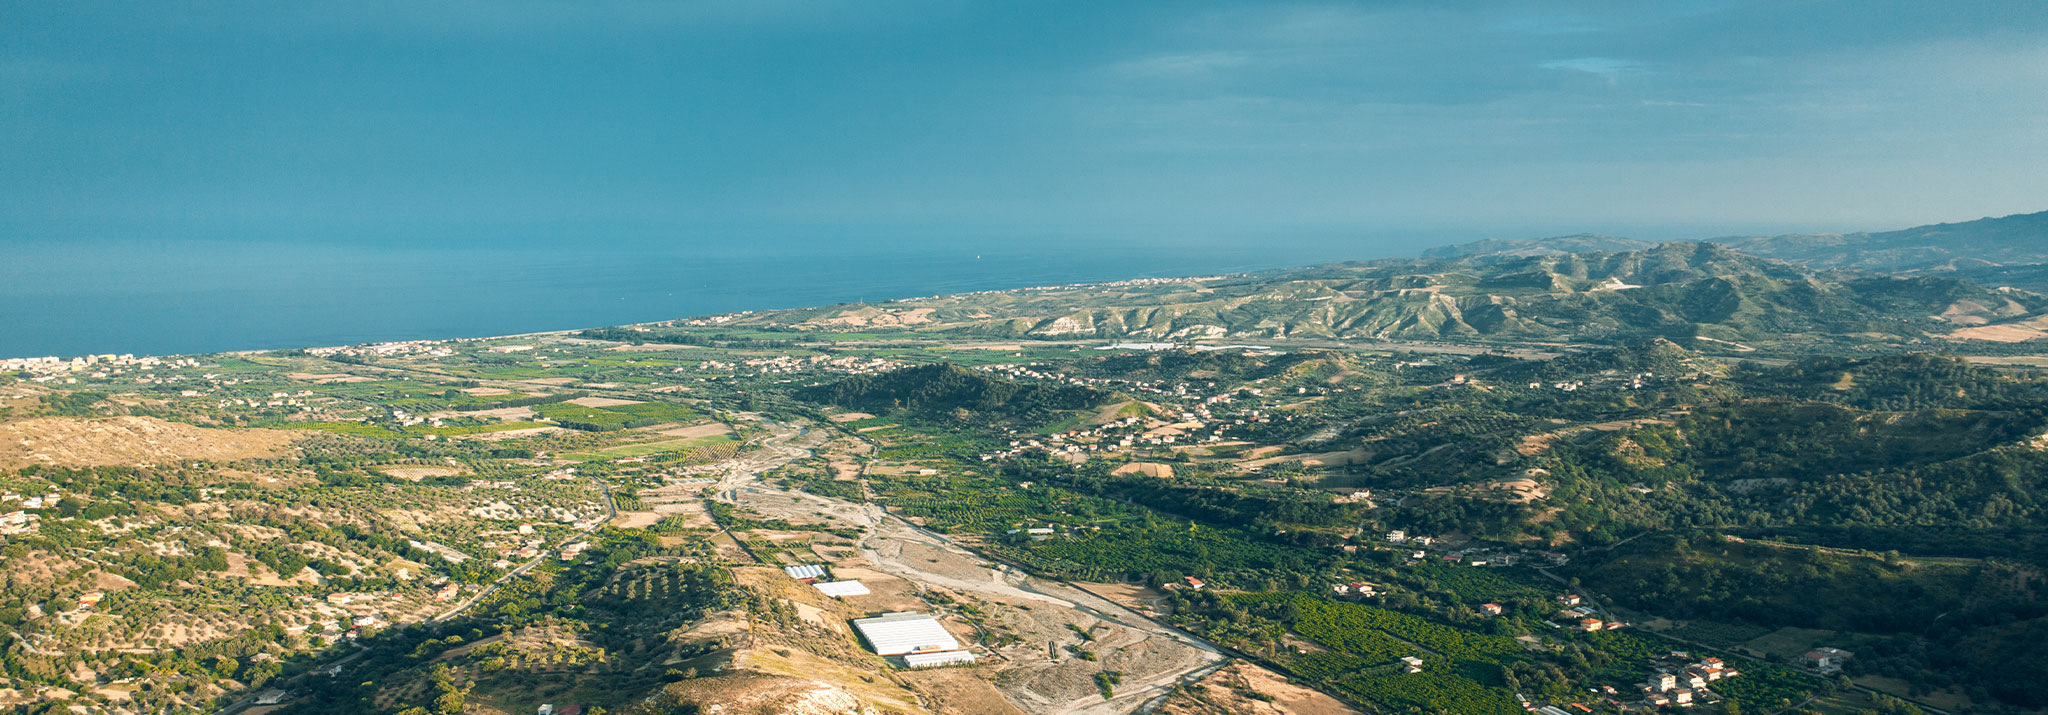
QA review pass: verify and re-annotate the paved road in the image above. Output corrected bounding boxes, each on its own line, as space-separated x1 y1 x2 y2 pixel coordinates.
707 421 1229 715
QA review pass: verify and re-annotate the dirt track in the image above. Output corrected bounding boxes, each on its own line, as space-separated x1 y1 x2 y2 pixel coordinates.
703 419 1227 715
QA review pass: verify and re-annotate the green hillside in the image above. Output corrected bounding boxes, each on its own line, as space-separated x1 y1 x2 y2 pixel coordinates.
797 363 1107 422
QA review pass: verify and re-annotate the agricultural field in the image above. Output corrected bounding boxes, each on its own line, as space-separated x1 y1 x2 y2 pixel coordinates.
6 310 2044 715
531 400 699 431
1171 591 1824 715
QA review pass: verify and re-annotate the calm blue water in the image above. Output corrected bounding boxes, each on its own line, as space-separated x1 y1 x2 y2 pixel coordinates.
2 217 1832 358
0 235 1428 357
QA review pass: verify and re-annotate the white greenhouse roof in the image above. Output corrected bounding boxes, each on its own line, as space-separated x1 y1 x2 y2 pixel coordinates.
903 650 977 668
783 564 826 580
814 580 870 597
851 612 959 656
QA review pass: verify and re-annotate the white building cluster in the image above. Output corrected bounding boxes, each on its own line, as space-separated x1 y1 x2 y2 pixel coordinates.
306 340 454 359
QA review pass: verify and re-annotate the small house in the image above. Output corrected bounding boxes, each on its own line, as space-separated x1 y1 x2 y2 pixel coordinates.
1802 647 1853 674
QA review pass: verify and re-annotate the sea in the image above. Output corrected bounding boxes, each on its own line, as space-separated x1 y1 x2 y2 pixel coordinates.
0 234 1429 358
0 222 1806 358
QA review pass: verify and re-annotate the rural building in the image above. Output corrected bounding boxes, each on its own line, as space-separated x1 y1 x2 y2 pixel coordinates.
903 650 978 668
255 690 288 705
783 564 826 581
1480 603 1503 616
1802 647 1853 674
1557 593 1581 607
851 612 960 656
814 580 870 598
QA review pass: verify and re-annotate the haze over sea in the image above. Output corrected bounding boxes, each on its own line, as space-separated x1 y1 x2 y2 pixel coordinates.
3 222 1842 359
12 4 2045 360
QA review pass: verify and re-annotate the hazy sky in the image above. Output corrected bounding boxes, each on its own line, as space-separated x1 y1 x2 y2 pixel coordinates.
6 0 2047 249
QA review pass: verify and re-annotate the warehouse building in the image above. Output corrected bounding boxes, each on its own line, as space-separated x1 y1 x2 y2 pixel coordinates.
850 612 959 656
814 580 870 598
904 650 977 668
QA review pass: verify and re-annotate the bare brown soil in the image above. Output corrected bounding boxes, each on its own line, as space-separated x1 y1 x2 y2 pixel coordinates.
905 668 1029 715
609 511 667 529
808 306 939 328
1424 478 1552 503
0 416 298 467
1948 321 2048 342
1111 462 1174 479
659 422 734 439
372 465 465 480
454 426 564 441
1156 660 1359 715
285 372 374 383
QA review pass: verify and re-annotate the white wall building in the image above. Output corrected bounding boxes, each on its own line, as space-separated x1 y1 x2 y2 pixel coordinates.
851 612 959 656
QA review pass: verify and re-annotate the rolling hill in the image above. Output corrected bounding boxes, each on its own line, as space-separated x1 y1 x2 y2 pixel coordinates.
699 242 2048 349
1716 209 2048 273
1430 210 2048 275
797 363 1108 422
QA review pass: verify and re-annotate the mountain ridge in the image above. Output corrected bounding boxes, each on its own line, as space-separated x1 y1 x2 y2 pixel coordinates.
1429 210 2048 275
692 241 2048 348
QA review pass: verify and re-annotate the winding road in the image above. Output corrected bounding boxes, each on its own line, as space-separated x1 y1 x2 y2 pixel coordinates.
706 420 1230 715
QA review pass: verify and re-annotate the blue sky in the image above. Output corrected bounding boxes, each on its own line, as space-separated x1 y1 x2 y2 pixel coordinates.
5 0 2047 250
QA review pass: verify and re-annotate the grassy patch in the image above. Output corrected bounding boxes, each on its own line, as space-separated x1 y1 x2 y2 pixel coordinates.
564 434 736 461
418 421 550 436
288 421 404 438
535 401 699 431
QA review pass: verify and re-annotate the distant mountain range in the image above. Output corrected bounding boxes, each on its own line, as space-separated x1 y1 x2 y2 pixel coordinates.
1422 234 1654 260
1431 209 2048 276
704 241 2048 349
620 208 2048 349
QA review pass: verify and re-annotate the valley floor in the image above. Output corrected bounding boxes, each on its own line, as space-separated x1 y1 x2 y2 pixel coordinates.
704 419 1230 714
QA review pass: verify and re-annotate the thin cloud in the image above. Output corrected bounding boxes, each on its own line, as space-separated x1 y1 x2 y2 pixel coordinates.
1111 51 1255 78
1540 57 1645 76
